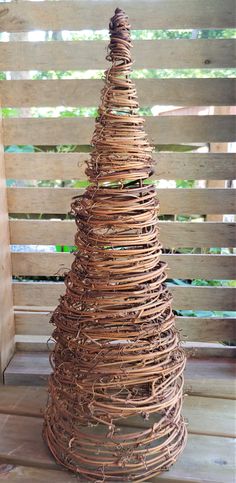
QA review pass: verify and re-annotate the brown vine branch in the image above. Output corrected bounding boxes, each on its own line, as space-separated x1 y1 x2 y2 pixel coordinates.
43 8 187 482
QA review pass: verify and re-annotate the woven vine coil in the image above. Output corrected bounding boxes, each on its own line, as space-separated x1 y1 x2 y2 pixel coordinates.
43 7 187 482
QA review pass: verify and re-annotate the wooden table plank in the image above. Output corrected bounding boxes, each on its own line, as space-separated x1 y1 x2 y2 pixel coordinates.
0 386 235 438
4 352 50 386
183 395 236 438
0 414 53 469
0 414 234 482
0 465 77 483
0 386 46 418
0 441 235 483
4 353 236 398
185 358 236 399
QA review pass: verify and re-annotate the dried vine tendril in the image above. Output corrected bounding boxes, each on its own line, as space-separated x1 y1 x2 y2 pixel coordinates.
43 7 187 482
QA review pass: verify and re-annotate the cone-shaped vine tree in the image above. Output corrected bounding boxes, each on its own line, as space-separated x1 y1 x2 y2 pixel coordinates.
43 8 187 482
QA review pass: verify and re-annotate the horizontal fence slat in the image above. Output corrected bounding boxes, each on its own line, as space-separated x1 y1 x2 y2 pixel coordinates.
12 282 236 310
14 311 236 342
1 0 235 30
1 79 236 107
5 152 236 181
177 318 236 342
11 252 236 280
4 116 236 145
15 312 52 337
7 187 236 215
13 337 236 357
9 220 236 248
1 40 235 71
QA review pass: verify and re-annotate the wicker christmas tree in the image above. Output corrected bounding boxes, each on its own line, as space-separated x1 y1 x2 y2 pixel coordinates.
43 8 187 481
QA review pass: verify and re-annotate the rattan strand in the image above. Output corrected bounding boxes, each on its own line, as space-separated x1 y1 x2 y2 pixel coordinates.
43 7 187 482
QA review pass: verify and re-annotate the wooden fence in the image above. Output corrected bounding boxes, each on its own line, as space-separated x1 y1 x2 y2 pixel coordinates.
0 0 235 382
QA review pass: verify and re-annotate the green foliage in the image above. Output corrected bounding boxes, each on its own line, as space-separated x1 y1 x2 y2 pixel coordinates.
175 180 196 188
57 107 97 118
33 70 104 80
200 29 236 39
191 279 232 287
33 70 75 80
67 28 236 41
73 180 89 188
208 247 222 254
55 245 75 253
5 145 35 153
2 108 20 118
155 144 199 152
131 68 236 78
